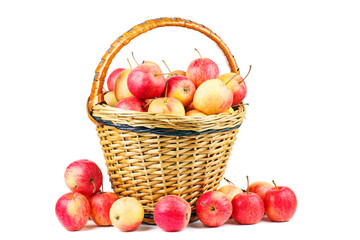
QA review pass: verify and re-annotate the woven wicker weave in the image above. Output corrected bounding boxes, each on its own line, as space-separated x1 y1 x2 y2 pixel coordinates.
87 17 246 224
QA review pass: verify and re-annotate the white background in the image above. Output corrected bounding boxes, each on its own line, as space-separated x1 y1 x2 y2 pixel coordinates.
1 0 359 239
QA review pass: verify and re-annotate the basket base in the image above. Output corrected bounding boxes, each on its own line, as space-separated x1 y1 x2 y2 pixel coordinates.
142 211 199 225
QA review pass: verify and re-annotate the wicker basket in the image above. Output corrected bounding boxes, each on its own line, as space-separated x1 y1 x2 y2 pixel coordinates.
87 17 246 224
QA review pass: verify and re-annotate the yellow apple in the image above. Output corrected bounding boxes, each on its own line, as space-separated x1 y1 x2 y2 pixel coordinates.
114 69 134 101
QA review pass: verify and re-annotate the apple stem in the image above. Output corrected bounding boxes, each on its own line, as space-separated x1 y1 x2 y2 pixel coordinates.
272 180 279 191
194 48 202 58
246 176 249 195
127 58 132 69
131 52 139 66
224 177 235 185
239 65 252 84
224 74 238 85
201 202 216 212
72 185 77 198
90 178 96 193
162 60 172 72
164 82 169 98
144 98 155 109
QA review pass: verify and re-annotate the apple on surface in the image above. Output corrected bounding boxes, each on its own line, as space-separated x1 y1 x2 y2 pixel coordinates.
186 49 219 87
107 68 125 92
114 69 134 101
165 75 196 107
196 191 232 227
232 176 265 225
127 63 166 99
109 197 144 232
104 91 118 107
64 159 103 197
264 180 297 222
218 178 243 201
248 181 273 202
193 79 233 115
115 96 146 112
185 109 207 117
154 195 191 232
55 192 90 231
89 192 119 226
148 97 185 116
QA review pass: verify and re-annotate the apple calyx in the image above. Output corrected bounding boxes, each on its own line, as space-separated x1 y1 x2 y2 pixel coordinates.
272 180 279 191
201 202 216 212
194 48 202 58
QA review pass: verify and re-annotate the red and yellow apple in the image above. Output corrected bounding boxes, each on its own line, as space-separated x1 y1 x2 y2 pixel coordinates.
193 79 233 115
218 184 243 201
107 68 125 91
186 56 219 88
115 96 146 112
114 69 134 101
89 192 119 226
148 97 185 116
166 70 186 79
185 109 207 117
109 197 144 232
249 181 273 202
165 76 196 107
218 73 247 106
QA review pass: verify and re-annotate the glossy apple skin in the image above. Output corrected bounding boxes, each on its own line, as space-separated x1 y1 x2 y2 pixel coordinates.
64 159 103 197
218 73 247 106
109 197 144 232
107 68 125 91
196 191 232 227
218 185 243 201
185 102 195 112
166 76 196 107
148 97 185 116
264 186 297 222
127 64 166 99
186 58 219 87
193 79 233 115
115 96 146 112
154 195 191 232
249 181 273 202
185 109 207 116
89 192 118 226
232 192 264 224
104 91 118 107
55 192 90 231
114 69 134 101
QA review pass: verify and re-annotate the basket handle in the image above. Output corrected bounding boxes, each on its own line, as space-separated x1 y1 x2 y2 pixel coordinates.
87 17 239 124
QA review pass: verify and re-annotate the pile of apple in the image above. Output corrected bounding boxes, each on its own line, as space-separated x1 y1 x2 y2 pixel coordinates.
56 160 297 232
103 50 250 116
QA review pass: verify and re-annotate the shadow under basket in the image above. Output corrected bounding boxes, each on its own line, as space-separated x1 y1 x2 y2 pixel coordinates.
87 17 246 224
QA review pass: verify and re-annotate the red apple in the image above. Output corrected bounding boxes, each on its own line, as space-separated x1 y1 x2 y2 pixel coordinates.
55 192 90 231
114 69 134 101
185 101 195 112
218 73 247 106
196 191 232 227
193 79 233 115
89 192 118 226
154 195 191 232
186 52 219 88
264 180 297 222
107 68 125 91
64 159 103 197
165 76 196 107
109 197 144 231
249 181 273 202
232 176 265 225
148 97 185 116
115 96 146 112
127 63 166 99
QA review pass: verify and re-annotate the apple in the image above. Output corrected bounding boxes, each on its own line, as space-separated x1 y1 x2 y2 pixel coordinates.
104 91 118 107
232 176 265 225
193 79 233 115
264 180 297 222
89 192 119 226
64 159 103 197
218 179 243 201
148 97 185 116
185 109 207 117
55 192 90 231
249 181 273 202
165 76 196 107
218 73 247 106
115 96 146 112
114 69 134 101
226 107 234 113
196 191 232 227
127 63 166 99
109 197 144 231
185 101 195 112
154 195 191 232
186 49 219 87
107 68 125 92
167 70 186 79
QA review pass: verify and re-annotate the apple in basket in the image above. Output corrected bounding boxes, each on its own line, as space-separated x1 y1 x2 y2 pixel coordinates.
104 91 118 107
165 75 196 107
148 97 185 116
127 63 166 99
115 96 146 112
193 79 233 115
55 192 90 231
196 191 232 227
89 191 119 226
154 195 191 232
107 68 125 92
64 159 103 197
114 69 134 101
109 197 144 232
162 59 186 80
185 109 207 116
186 49 219 87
